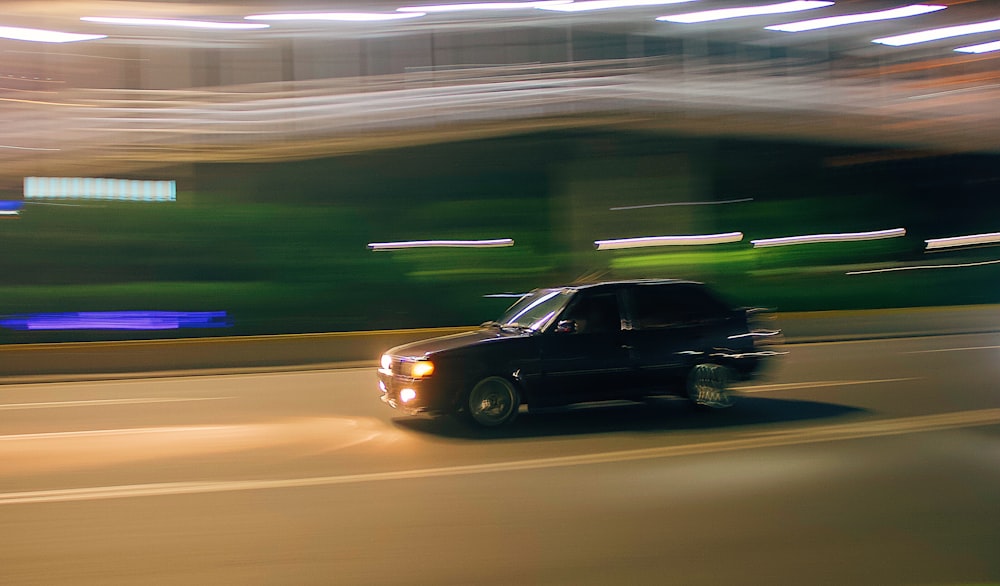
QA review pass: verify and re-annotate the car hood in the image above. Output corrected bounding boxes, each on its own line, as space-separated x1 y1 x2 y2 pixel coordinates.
387 328 524 359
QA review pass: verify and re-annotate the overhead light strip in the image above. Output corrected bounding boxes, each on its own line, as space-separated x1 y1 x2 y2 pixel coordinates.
925 232 1000 250
539 0 696 13
398 1 571 13
368 239 515 250
0 25 106 43
873 18 1000 46
751 228 906 248
766 4 945 33
595 232 744 250
81 17 269 30
246 12 426 22
657 0 833 24
955 40 1000 54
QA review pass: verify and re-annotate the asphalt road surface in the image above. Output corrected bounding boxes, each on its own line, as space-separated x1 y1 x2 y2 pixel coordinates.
2 332 999 585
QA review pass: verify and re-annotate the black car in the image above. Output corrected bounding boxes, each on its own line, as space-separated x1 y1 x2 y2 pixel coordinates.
377 279 780 427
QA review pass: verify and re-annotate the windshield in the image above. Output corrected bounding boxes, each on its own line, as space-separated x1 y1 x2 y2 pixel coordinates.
493 288 575 332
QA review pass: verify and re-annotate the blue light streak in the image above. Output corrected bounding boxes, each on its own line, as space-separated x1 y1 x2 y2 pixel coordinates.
0 311 231 331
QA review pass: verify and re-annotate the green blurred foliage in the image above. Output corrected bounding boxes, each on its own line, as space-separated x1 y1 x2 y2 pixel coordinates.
1 130 998 342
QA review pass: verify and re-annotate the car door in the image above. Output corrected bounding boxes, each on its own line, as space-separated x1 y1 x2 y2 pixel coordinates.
624 283 732 391
536 287 636 405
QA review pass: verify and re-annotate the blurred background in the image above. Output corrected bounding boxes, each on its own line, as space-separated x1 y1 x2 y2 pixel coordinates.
0 0 998 341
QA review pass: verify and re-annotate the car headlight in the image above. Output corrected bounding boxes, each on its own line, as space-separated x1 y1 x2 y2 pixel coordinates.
380 354 392 370
411 360 435 378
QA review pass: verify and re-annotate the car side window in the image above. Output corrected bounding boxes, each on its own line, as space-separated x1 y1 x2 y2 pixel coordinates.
563 292 621 334
631 284 728 329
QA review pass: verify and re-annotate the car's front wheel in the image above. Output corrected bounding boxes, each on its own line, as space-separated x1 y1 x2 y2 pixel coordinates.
686 363 735 409
466 376 520 427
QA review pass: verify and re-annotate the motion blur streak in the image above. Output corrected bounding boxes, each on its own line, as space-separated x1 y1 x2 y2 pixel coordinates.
846 258 1000 274
765 4 947 33
873 17 1000 46
595 232 744 249
751 228 906 247
925 231 1000 250
656 0 833 23
0 25 105 43
0 396 230 411
3 58 999 177
367 238 515 250
0 311 230 330
79 17 269 30
2 408 998 505
0 417 390 475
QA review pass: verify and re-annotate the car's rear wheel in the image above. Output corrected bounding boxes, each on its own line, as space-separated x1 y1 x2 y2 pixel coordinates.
686 363 735 409
467 376 520 427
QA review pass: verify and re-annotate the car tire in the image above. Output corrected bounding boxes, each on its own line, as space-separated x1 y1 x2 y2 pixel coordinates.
686 363 735 409
466 376 520 427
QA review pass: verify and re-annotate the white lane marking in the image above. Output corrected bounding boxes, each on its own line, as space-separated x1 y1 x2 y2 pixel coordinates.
0 426 230 441
3 408 999 506
734 378 919 393
904 345 1000 354
0 396 232 411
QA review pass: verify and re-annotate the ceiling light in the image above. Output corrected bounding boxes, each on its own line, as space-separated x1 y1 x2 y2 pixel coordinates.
955 40 1000 54
398 1 571 13
81 17 268 30
594 232 744 250
657 1 833 24
538 0 696 13
0 25 106 43
246 12 426 22
751 228 906 248
925 232 1000 250
873 18 1000 46
367 239 514 250
766 4 944 33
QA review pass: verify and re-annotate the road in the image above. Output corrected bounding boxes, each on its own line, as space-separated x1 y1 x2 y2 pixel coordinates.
2 332 999 584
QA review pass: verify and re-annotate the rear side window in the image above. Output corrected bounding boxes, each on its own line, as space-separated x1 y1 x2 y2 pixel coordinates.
630 284 730 329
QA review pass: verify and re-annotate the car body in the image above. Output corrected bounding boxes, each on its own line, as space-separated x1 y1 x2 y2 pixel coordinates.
377 279 781 427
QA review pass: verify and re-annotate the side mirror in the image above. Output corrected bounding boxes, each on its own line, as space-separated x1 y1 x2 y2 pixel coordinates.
555 319 577 334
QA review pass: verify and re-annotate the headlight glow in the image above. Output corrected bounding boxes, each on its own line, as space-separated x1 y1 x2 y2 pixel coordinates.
400 388 417 403
380 354 392 370
411 361 435 378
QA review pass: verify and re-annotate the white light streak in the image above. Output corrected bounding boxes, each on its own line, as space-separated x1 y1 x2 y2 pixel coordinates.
847 258 1000 275
766 4 945 33
610 197 753 210
0 210 20 216
81 17 269 30
0 26 106 43
539 0 695 12
595 232 744 250
925 232 1000 250
247 12 426 22
367 238 514 250
751 228 906 248
398 1 571 13
955 40 1000 54
657 1 832 24
873 18 1000 46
